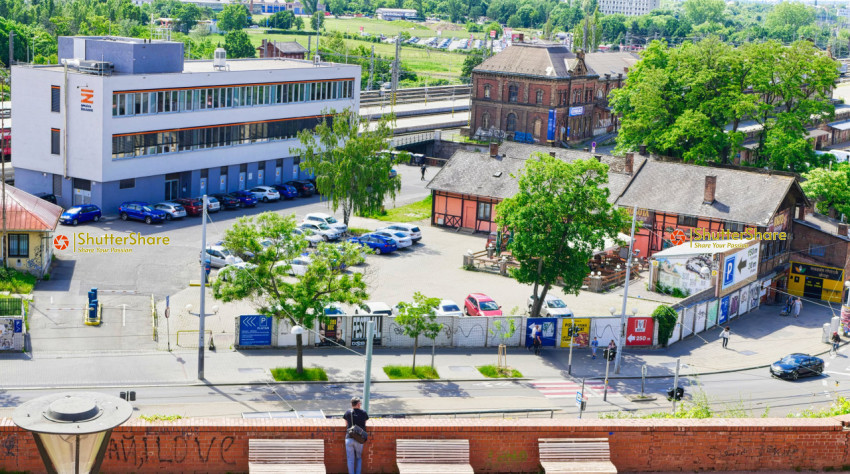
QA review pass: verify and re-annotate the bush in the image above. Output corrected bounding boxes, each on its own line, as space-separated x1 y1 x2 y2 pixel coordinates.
0 267 36 294
42 273 50 281
271 367 328 381
653 304 678 347
478 365 522 378
383 365 439 379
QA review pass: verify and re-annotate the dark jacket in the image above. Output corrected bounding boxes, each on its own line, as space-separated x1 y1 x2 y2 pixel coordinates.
344 408 369 438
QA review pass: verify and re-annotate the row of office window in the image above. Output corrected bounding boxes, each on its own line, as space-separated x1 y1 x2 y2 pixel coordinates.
111 80 355 117
111 115 331 159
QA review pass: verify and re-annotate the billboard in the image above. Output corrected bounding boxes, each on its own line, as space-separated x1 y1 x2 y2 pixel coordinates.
654 254 715 297
351 316 383 346
560 317 591 347
526 318 557 347
239 315 272 346
789 261 845 303
626 317 654 346
719 295 730 325
721 242 759 290
547 109 556 141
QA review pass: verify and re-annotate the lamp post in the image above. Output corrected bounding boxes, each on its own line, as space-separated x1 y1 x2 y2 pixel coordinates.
13 392 132 474
615 206 638 374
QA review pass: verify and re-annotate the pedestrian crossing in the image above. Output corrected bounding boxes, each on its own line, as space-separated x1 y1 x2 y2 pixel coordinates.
529 379 617 399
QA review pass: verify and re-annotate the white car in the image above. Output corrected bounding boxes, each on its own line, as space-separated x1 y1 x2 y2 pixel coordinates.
304 212 348 234
435 299 463 316
300 222 341 241
249 186 281 202
205 196 221 212
355 302 393 316
274 255 312 276
373 230 412 249
527 294 574 317
218 261 256 281
156 202 187 220
292 227 323 247
201 245 243 268
379 223 422 242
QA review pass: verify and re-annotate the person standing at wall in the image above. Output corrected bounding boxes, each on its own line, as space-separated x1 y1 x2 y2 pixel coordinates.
344 397 369 474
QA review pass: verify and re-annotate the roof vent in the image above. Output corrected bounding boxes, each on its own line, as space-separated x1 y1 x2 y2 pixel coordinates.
213 48 226 70
493 171 503 177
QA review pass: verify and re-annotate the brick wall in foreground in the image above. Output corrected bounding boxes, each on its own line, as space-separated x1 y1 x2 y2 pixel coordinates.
2 417 850 473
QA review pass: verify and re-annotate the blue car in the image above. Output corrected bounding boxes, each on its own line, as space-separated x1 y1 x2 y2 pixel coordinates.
347 233 397 255
118 201 167 224
228 190 258 207
272 184 298 199
60 204 102 226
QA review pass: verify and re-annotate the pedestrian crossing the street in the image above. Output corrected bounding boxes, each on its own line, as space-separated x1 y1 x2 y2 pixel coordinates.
529 380 616 399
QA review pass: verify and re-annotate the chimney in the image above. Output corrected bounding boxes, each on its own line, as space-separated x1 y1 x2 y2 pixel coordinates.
798 205 807 220
489 143 499 158
703 176 717 205
593 154 602 162
549 151 556 158
839 224 849 237
625 152 634 175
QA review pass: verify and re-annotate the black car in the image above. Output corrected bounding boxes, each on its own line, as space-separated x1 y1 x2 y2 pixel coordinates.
770 353 824 380
306 178 320 195
210 193 241 210
285 180 315 197
37 193 58 204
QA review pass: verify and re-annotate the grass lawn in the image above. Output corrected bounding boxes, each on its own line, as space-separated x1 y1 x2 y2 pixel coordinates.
271 367 329 381
0 268 36 295
348 227 372 236
383 364 440 379
366 195 431 222
478 365 523 378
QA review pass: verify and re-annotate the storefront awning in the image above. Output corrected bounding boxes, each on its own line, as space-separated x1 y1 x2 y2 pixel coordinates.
593 233 633 256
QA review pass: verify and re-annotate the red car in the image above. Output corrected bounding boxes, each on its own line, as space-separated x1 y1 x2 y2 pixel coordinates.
463 293 502 316
173 198 204 216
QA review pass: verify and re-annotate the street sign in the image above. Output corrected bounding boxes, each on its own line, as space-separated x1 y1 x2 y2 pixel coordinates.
569 106 584 116
490 30 496 38
575 391 583 406
591 141 596 148
239 315 272 346
626 317 654 346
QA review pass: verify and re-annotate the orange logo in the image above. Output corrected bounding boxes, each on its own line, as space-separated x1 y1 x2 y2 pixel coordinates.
53 235 69 250
670 229 687 246
80 89 94 104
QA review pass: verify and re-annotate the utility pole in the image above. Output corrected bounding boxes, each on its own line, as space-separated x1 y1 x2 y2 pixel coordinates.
198 195 208 379
367 45 375 91
614 205 638 374
671 358 681 414
363 321 375 412
391 35 401 107
567 318 575 375
8 31 13 68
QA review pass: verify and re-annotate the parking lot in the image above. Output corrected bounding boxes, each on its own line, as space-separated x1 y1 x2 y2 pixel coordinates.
31 164 664 353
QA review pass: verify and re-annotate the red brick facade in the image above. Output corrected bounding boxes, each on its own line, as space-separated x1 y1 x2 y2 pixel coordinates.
4 417 850 472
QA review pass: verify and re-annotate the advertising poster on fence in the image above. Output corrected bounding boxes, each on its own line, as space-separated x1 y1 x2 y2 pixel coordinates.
707 300 718 328
526 318 557 347
694 303 707 334
729 290 740 319
719 295 730 325
626 317 654 346
560 318 591 347
739 286 750 315
749 282 760 310
352 316 383 347
317 317 342 347
590 317 621 346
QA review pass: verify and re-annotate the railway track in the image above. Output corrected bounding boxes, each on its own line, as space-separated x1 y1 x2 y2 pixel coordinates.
360 84 471 107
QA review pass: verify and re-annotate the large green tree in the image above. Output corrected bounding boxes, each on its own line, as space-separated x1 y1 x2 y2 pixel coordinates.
268 10 294 29
292 109 399 225
217 3 248 32
212 212 367 373
764 1 814 42
496 155 628 318
224 30 255 58
460 49 486 83
395 292 442 370
801 163 850 218
682 0 725 26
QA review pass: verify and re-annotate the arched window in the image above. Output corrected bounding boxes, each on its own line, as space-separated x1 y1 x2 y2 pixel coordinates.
481 112 490 129
506 113 517 132
533 118 542 137
484 85 491 99
508 85 518 103
536 90 543 105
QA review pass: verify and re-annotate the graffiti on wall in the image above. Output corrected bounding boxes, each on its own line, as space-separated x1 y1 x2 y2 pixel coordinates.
105 434 237 469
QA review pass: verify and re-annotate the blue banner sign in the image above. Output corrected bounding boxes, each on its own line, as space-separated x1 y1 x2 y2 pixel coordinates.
239 315 272 346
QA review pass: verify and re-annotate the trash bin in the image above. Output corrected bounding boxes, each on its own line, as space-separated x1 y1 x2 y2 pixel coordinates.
667 386 684 400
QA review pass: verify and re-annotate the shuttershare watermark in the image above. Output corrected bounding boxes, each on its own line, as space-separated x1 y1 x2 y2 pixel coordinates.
53 233 170 253
671 229 787 248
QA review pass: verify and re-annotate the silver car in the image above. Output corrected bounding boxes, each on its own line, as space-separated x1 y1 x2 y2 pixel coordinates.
293 227 323 247
378 224 422 242
157 202 187 220
299 222 341 241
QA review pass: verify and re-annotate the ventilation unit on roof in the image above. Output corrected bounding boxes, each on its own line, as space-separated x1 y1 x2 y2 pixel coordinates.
70 60 114 76
213 48 227 70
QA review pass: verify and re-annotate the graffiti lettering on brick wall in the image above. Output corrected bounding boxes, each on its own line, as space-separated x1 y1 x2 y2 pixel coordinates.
106 434 237 468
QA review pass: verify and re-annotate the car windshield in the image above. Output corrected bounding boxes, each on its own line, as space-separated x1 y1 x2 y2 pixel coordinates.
780 355 806 364
442 304 460 312
326 216 338 223
317 223 330 230
67 207 83 213
547 299 568 308
479 301 499 311
410 227 420 232
219 249 233 257
394 232 406 238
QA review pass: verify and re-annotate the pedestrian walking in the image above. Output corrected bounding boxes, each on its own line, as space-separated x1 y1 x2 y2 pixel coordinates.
793 296 803 318
590 337 599 359
420 164 427 180
533 325 542 356
720 326 731 349
528 324 539 351
344 397 369 474
832 331 841 356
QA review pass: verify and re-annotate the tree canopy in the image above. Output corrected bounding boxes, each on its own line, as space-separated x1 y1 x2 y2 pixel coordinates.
394 292 443 370
217 3 248 32
801 163 850 218
223 30 255 58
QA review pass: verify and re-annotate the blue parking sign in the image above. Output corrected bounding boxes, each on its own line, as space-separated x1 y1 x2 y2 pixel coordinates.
13 320 22 333
723 256 736 287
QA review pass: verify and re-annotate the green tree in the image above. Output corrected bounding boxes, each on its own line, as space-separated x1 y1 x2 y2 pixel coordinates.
301 0 320 15
294 16 305 30
483 21 503 38
682 0 725 26
460 49 485 82
173 3 201 33
446 0 465 23
496 155 628 318
292 109 399 225
212 212 367 374
218 3 248 32
765 1 814 42
224 30 255 58
488 318 517 370
652 305 678 347
310 11 324 30
268 10 294 29
395 292 442 370
801 163 850 217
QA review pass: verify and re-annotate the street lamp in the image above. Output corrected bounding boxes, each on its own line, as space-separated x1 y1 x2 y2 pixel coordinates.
12 392 132 474
291 325 305 336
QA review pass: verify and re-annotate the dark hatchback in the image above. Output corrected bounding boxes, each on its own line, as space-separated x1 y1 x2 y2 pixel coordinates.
271 184 298 199
770 353 824 380
211 193 241 210
285 180 315 197
228 190 258 207
173 198 204 216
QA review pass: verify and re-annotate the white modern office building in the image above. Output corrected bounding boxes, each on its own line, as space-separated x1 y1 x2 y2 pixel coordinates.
598 0 659 16
11 36 360 210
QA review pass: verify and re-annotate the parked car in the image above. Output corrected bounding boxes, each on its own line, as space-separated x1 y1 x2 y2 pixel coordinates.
37 193 58 205
60 204 102 226
324 303 345 315
435 299 463 316
249 185 281 202
306 179 320 195
347 233 397 255
373 230 412 249
464 293 502 316
770 354 824 380
204 196 221 213
173 198 204 216
527 295 574 317
304 212 347 234
271 184 298 200
210 193 241 210
154 202 187 220
228 190 258 207
293 227 323 247
300 222 341 241
218 262 256 281
275 255 312 276
354 302 393 316
118 201 167 224
201 245 243 268
285 180 315 197
378 224 421 242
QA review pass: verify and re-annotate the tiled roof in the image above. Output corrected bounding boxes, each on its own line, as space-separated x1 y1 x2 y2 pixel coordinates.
426 142 641 202
583 52 639 78
260 41 307 54
3 186 62 232
473 44 580 78
615 160 801 227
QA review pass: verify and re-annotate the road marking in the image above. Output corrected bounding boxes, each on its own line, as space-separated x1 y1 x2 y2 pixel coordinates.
530 380 616 399
121 304 127 327
99 289 138 295
44 308 85 311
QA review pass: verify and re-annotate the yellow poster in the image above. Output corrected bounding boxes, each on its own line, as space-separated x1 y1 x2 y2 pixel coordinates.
560 318 591 347
788 261 845 303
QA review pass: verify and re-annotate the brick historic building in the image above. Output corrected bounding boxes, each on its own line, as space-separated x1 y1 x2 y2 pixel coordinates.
468 44 637 144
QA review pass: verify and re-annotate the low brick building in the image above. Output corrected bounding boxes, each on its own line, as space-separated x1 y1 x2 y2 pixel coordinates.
790 209 850 303
257 39 308 60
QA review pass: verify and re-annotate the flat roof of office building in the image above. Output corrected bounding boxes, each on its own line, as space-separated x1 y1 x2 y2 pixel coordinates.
24 58 359 75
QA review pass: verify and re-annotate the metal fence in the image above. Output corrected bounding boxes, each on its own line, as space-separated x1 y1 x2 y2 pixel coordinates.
0 298 22 316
